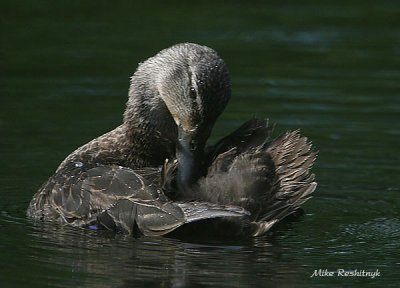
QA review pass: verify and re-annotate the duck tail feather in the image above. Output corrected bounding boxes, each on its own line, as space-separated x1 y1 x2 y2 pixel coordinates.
257 130 317 223
197 124 317 236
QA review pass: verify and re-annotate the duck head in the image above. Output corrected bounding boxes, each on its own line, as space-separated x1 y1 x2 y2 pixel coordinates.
125 43 231 194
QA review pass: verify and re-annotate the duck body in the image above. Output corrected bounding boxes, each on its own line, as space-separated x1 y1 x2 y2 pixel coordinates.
27 43 317 237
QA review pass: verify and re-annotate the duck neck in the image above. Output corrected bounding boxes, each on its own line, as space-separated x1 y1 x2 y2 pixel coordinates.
123 81 178 168
122 119 175 168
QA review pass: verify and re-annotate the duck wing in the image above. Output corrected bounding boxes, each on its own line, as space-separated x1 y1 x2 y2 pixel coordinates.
196 118 317 236
28 163 248 236
28 164 160 226
205 118 273 163
97 199 248 236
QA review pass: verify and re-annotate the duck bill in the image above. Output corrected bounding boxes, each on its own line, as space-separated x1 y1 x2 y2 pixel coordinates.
176 126 203 194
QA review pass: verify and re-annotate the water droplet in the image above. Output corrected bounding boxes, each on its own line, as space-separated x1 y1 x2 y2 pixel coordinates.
74 161 83 168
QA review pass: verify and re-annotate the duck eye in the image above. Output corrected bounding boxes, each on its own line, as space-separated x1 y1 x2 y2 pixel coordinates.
189 87 197 99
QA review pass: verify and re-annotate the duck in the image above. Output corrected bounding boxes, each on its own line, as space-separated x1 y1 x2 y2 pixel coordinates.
27 43 317 237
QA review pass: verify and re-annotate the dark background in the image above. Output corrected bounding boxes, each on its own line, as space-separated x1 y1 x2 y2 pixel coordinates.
1 1 399 287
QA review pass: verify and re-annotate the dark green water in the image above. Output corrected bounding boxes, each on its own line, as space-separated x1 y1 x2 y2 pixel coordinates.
1 1 399 287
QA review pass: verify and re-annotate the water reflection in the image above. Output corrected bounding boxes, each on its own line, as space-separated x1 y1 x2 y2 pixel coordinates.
29 219 310 287
27 222 308 287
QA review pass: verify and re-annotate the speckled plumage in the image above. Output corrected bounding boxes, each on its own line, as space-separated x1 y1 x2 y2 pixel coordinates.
27 43 317 237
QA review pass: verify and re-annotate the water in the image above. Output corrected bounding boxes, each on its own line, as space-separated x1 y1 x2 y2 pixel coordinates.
1 1 399 287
